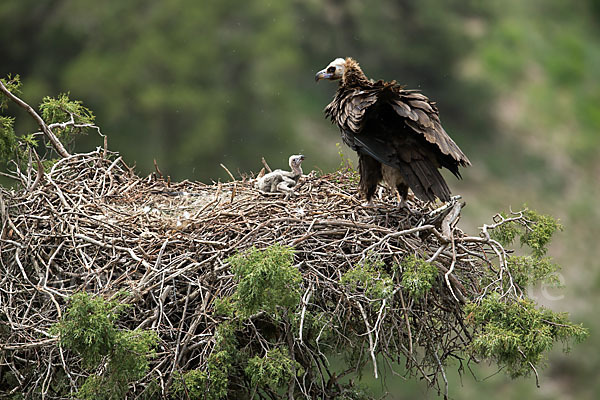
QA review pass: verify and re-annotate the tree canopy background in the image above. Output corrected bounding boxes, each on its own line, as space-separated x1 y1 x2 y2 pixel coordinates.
1 0 599 398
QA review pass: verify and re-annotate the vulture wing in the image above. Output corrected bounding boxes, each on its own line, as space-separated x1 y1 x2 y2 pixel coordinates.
390 90 470 170
325 88 379 151
329 83 470 201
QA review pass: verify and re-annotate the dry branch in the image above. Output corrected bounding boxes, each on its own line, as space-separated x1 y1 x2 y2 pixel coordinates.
0 149 523 399
0 80 70 158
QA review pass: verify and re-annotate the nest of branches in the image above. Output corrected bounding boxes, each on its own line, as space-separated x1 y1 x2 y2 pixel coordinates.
0 147 536 399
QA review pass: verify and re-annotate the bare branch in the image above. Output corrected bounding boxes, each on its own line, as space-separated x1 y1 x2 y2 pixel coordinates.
0 150 543 398
0 79 70 158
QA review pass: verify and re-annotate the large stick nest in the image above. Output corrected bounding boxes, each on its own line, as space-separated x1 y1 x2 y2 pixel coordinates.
0 149 512 398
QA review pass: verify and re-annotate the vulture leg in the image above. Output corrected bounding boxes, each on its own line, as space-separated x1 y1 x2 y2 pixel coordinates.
269 175 283 192
277 176 297 198
382 164 411 209
396 182 409 208
358 154 382 205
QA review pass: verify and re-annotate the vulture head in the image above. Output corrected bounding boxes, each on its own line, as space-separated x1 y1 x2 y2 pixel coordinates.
289 154 305 169
315 58 347 81
288 154 305 176
315 57 368 87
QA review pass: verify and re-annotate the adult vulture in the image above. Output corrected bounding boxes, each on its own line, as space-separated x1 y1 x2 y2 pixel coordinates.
315 57 470 205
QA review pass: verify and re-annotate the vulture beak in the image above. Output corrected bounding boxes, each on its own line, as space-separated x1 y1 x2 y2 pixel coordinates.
315 69 333 82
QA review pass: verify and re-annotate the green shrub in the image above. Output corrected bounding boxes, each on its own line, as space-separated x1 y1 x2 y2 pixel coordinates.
490 213 520 246
245 348 303 390
490 208 562 257
170 322 238 399
171 370 209 400
466 293 587 378
341 259 393 300
52 292 158 399
51 292 129 368
520 209 562 257
1 75 23 167
507 255 561 288
399 255 438 299
39 92 95 144
228 244 302 318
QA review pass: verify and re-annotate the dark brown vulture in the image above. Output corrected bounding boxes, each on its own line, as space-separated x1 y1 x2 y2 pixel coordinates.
315 57 470 205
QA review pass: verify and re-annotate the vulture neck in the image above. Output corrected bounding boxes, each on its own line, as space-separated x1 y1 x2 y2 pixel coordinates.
291 164 303 177
341 58 370 87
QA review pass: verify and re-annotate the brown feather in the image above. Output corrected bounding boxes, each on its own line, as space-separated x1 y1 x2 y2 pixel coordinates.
322 57 470 202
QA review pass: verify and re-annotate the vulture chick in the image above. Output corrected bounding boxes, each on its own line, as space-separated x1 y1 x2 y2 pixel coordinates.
256 154 305 195
315 57 470 206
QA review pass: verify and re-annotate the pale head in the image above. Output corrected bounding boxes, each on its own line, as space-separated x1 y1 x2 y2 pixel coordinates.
315 58 346 82
289 154 305 168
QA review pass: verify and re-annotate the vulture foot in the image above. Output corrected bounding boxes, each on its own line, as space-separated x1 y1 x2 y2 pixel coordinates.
361 200 376 208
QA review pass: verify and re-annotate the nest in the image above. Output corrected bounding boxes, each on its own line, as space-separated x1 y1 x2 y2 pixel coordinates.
0 149 514 398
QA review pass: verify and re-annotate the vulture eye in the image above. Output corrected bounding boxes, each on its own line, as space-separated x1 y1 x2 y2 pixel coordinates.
327 66 336 73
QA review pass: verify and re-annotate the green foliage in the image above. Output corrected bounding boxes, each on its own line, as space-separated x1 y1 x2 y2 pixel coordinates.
228 244 302 318
0 75 21 167
204 323 236 399
334 385 373 400
171 322 237 400
52 292 158 399
0 74 21 110
213 295 236 318
491 209 562 257
507 255 561 288
244 348 303 390
399 255 439 299
490 213 520 247
171 370 209 400
1 76 95 170
51 292 129 368
111 329 158 382
76 375 107 399
520 209 562 257
341 259 393 300
0 116 17 164
466 293 588 378
491 209 564 296
188 246 304 397
171 355 230 400
39 92 95 144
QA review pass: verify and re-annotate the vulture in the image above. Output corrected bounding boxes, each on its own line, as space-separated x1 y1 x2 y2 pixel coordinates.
315 57 470 205
256 154 305 195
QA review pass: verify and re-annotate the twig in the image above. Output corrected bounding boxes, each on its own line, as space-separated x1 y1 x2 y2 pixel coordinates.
153 159 163 178
356 301 378 379
298 283 314 345
0 80 70 157
220 163 236 181
0 149 538 398
261 157 272 173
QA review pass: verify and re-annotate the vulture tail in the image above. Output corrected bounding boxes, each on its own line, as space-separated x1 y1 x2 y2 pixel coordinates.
397 159 451 202
358 154 383 201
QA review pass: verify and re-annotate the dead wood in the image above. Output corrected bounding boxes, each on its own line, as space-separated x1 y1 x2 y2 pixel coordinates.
0 149 519 398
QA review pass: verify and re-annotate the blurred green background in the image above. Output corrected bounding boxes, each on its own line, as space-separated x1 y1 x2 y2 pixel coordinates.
1 0 599 398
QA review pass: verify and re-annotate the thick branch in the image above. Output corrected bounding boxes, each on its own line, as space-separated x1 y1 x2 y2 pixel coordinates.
0 79 70 158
